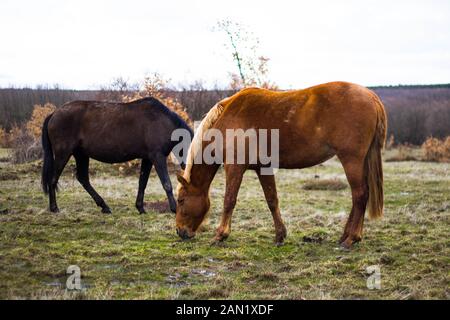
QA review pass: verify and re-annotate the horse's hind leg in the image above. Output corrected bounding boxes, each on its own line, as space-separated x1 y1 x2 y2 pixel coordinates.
74 153 111 214
154 154 176 213
256 170 287 245
338 153 369 249
49 152 71 212
135 159 153 214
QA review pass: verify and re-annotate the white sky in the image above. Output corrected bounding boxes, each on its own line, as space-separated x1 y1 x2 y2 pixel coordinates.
0 0 449 89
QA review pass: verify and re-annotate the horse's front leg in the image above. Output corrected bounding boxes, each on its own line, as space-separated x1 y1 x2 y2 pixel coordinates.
135 159 153 214
213 164 245 243
154 154 177 213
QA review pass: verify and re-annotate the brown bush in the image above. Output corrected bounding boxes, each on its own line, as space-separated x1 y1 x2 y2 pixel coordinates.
8 125 22 145
0 127 9 147
26 103 56 139
8 104 56 164
422 136 450 162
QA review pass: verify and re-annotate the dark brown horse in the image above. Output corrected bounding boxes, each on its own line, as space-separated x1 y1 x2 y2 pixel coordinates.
175 82 387 249
41 97 193 214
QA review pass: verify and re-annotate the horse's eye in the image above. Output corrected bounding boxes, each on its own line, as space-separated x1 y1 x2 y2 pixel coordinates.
177 199 184 204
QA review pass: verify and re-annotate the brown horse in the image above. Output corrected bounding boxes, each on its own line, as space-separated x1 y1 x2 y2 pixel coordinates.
41 97 193 214
175 81 387 249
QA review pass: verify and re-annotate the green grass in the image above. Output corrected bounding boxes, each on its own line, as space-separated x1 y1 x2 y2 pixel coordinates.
0 148 448 299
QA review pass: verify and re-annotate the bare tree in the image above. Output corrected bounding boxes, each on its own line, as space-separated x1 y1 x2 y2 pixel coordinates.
215 19 277 90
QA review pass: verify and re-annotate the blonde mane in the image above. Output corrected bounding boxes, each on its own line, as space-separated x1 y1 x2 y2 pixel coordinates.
176 98 229 193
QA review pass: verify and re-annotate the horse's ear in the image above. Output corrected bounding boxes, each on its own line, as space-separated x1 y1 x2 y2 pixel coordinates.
176 172 189 187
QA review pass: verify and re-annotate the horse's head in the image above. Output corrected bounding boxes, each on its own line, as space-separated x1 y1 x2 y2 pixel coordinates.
175 173 210 240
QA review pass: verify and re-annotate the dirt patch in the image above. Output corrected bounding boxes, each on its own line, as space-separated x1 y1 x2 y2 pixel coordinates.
0 170 19 181
302 231 328 243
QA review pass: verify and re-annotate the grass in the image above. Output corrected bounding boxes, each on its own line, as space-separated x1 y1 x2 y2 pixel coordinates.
0 148 448 299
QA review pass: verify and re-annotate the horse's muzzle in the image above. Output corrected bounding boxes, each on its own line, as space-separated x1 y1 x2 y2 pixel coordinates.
176 227 194 240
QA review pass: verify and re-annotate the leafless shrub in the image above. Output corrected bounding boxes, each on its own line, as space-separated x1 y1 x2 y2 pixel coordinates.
10 127 42 164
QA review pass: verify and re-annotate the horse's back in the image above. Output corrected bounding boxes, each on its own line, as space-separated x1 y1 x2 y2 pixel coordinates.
215 82 385 168
47 98 180 162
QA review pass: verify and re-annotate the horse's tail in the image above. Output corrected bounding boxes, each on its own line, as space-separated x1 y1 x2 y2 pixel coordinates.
41 113 55 194
366 95 387 219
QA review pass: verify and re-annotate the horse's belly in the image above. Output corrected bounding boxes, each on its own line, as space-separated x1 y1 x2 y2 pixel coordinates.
81 144 144 164
89 153 138 164
279 152 335 169
278 140 336 169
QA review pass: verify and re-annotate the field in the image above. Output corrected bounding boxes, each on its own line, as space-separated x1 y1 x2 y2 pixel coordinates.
0 148 448 299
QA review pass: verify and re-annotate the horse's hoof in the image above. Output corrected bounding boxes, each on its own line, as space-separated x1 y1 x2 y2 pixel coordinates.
136 207 146 214
275 229 287 245
339 236 360 250
102 207 112 214
339 242 352 251
340 235 362 250
50 207 59 213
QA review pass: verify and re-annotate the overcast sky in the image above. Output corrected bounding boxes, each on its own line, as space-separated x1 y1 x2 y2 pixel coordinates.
0 0 449 89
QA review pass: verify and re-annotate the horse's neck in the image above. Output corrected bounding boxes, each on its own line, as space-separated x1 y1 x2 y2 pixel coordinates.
190 163 220 192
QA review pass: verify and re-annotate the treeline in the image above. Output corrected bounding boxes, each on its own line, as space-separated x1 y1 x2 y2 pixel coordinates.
0 85 449 145
0 87 97 130
372 87 450 144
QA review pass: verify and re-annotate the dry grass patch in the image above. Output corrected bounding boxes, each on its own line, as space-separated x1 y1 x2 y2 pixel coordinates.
385 145 419 162
302 179 348 191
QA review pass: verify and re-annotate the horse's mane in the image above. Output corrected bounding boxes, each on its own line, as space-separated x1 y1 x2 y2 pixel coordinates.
179 98 229 186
